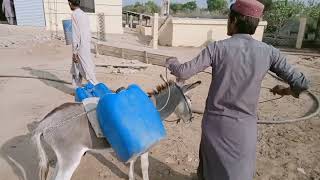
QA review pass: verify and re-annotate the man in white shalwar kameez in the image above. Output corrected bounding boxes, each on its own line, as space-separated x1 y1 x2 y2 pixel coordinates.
2 0 16 25
68 0 98 88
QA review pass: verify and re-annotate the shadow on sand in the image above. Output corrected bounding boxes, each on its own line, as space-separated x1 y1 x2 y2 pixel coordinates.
22 67 74 95
1 121 192 180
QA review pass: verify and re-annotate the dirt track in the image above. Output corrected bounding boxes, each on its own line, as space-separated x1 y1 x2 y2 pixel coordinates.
0 25 319 180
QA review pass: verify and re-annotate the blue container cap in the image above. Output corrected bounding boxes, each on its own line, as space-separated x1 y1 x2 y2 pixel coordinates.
75 82 112 102
84 82 95 90
75 87 92 102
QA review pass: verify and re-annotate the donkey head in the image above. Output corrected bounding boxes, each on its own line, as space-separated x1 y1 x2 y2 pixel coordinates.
148 80 201 123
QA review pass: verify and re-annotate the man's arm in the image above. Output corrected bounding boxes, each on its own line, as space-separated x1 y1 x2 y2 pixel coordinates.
166 43 217 80
71 13 81 58
269 47 310 97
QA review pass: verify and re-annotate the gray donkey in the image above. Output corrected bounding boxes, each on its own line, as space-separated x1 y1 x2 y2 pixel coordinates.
31 80 201 180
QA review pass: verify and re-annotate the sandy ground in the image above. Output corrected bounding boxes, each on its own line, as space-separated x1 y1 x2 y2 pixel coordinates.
0 24 319 180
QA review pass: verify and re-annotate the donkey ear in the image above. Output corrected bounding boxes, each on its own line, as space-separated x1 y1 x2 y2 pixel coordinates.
181 81 201 94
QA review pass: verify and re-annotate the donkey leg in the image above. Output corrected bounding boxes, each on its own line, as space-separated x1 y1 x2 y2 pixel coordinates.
141 152 149 180
41 164 49 180
32 133 49 180
129 159 136 180
52 149 86 180
50 162 60 180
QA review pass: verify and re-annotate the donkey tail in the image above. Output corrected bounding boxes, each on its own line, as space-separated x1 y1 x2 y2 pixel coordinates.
31 132 49 180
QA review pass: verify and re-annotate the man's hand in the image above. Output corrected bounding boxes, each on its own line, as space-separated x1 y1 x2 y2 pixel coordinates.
176 78 185 87
73 54 80 63
270 85 298 98
165 57 179 68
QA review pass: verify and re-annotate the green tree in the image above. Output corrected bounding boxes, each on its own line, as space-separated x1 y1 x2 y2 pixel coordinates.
264 1 304 33
124 2 145 13
258 0 273 11
170 3 184 13
207 0 227 11
170 1 197 13
134 2 147 13
123 1 160 15
183 1 198 11
304 2 320 39
145 1 160 14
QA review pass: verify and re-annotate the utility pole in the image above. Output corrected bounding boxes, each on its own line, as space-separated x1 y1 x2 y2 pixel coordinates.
296 17 307 49
316 14 320 39
167 0 170 16
152 13 159 49
161 0 170 16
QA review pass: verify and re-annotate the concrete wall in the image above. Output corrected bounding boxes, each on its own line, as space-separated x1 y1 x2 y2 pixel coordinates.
97 44 169 66
137 25 152 36
159 18 267 47
43 0 123 34
159 18 173 46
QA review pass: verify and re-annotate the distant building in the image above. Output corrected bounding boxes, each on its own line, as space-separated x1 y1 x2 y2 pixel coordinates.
11 0 123 34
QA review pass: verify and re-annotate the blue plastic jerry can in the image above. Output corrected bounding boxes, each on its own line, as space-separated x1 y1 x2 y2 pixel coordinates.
96 84 166 162
62 19 72 45
75 82 112 102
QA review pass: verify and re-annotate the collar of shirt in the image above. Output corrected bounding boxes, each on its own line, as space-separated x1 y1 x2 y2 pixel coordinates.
74 8 81 12
232 34 253 39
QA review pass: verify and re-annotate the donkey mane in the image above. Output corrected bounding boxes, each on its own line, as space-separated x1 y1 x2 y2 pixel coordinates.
44 81 178 120
147 80 175 96
45 81 176 120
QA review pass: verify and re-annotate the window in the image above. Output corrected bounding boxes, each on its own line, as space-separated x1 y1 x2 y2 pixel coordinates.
80 0 95 13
